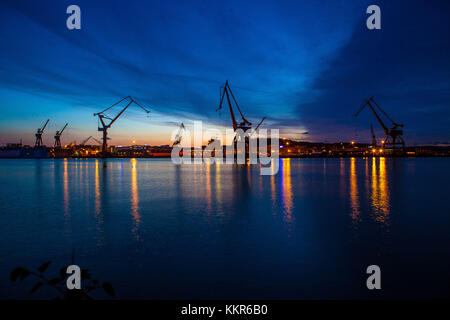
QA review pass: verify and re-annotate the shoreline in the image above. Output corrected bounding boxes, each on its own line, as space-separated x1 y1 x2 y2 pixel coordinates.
1 155 449 160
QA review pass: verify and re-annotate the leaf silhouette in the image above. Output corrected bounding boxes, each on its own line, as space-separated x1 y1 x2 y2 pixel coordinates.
38 261 51 273
102 282 115 297
10 267 25 282
19 269 30 281
11 254 115 300
28 281 43 295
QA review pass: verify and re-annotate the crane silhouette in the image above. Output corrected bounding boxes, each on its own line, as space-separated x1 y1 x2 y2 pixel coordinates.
54 123 68 148
370 123 377 148
172 123 185 147
217 80 255 132
79 136 102 146
94 96 150 156
35 119 50 148
355 97 405 152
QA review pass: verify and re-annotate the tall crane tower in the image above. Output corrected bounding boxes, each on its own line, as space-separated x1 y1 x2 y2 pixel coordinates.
94 96 150 155
355 97 405 152
35 119 50 148
54 123 68 148
217 80 253 132
172 123 185 147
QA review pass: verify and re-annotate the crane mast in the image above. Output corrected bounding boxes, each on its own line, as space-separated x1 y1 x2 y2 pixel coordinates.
35 119 50 148
217 80 252 131
172 123 185 147
354 97 405 152
54 123 68 148
94 96 150 156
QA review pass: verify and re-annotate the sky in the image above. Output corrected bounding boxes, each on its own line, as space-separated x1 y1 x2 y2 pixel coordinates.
0 0 449 146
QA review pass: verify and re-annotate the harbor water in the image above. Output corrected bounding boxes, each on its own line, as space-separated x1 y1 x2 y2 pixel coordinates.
0 158 449 299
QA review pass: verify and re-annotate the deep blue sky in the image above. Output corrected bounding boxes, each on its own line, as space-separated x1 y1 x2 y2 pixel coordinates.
0 0 449 146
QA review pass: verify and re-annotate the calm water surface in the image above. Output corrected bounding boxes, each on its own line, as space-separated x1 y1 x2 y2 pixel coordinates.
0 158 449 299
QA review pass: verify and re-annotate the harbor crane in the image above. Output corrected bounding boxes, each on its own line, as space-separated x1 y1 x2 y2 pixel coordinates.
253 116 266 132
35 119 50 148
354 97 405 152
370 123 377 148
79 136 102 146
217 80 266 132
172 123 185 147
94 96 150 155
54 123 68 148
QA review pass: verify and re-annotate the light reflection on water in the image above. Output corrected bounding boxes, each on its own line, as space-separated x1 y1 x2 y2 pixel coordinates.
348 157 391 230
95 160 101 217
1 157 450 299
63 158 69 217
280 158 293 222
117 157 390 231
205 160 212 212
270 162 276 209
373 157 390 225
372 157 390 225
63 158 70 238
130 158 140 238
350 157 360 224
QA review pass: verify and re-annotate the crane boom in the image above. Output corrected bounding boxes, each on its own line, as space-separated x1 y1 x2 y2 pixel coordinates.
80 136 92 146
354 97 405 152
35 119 50 148
227 83 252 127
172 123 185 147
94 96 130 117
92 137 102 145
249 116 267 138
41 119 50 132
94 96 150 155
370 98 403 128
355 98 389 134
59 123 68 135
79 136 102 146
254 117 266 131
217 81 252 131
219 83 238 130
54 123 68 148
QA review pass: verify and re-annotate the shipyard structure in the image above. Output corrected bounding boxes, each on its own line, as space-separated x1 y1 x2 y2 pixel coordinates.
1 92 449 159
